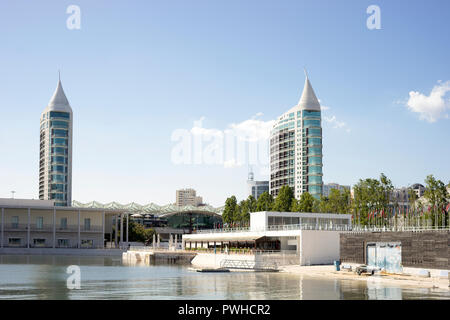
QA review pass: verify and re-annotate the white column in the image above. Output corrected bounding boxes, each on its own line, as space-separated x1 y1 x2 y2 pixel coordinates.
126 213 129 247
120 214 123 249
53 208 56 248
1 208 4 248
102 212 105 249
114 215 118 248
175 234 178 249
27 208 31 248
77 210 81 248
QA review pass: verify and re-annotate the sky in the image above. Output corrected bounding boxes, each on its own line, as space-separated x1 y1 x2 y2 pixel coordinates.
0 0 449 207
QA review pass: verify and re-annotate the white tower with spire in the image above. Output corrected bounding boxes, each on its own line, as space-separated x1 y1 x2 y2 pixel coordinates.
39 75 73 206
269 71 323 200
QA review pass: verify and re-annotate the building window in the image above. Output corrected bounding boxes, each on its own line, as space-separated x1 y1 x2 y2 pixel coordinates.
58 239 69 248
36 217 44 229
60 218 68 230
81 239 93 248
33 239 46 247
84 218 91 231
8 238 22 246
50 111 70 119
11 216 19 229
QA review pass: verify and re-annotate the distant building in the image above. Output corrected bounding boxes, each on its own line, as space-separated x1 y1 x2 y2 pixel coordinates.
0 198 124 249
247 171 269 200
411 183 425 198
39 76 73 206
176 188 203 207
323 183 350 197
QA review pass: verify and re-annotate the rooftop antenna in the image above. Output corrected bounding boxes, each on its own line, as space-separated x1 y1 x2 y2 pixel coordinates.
248 165 254 181
58 70 61 82
11 191 16 199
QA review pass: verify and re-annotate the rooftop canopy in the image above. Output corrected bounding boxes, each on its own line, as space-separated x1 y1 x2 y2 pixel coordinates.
72 200 224 218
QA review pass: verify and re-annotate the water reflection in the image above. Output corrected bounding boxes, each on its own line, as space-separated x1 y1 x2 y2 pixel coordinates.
0 255 449 300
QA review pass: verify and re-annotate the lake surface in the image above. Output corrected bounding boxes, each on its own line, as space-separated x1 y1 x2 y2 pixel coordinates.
0 255 449 300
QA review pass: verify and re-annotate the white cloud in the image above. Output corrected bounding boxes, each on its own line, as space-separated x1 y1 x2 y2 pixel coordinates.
406 80 450 122
323 115 346 129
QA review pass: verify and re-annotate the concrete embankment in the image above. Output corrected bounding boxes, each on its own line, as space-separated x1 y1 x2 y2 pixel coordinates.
280 265 450 290
123 250 197 264
0 248 125 256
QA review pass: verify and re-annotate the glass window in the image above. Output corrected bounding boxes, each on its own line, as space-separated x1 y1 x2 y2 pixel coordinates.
308 138 321 146
51 175 65 183
51 184 65 192
36 217 43 229
81 239 93 248
303 110 321 118
60 218 68 230
8 238 21 246
51 166 65 174
50 111 70 119
53 138 68 146
33 239 46 246
308 166 322 174
308 157 322 165
51 121 69 128
52 147 67 155
303 119 321 127
308 185 322 194
52 156 66 164
58 239 69 247
53 129 68 137
11 216 19 229
308 128 321 136
309 175 322 184
308 147 322 156
84 218 91 231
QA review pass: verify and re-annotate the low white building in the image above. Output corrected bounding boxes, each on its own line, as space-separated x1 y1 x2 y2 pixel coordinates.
183 211 351 266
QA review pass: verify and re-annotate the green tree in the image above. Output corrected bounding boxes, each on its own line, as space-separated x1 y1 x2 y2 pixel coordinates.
423 175 449 227
222 196 238 224
295 192 315 212
272 186 294 212
256 192 274 211
127 221 156 243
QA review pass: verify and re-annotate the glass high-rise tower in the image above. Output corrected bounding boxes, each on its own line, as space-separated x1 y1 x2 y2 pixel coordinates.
269 73 323 200
39 77 73 206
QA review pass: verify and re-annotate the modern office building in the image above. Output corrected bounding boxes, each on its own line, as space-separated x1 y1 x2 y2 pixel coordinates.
270 72 323 200
247 171 269 200
39 77 73 206
176 188 203 207
323 183 351 197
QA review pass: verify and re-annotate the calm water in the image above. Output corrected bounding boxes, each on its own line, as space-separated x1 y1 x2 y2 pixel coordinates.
0 255 449 300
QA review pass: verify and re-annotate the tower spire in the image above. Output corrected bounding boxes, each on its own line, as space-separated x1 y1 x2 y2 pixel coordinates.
298 71 321 110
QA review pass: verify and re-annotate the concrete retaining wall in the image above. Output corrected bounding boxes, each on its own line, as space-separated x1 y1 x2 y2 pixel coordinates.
340 230 449 270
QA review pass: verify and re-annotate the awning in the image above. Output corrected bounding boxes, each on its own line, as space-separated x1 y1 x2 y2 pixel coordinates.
186 235 264 242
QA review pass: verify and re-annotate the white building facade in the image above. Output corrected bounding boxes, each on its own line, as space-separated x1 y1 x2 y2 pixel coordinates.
39 78 73 206
270 73 323 200
183 211 352 266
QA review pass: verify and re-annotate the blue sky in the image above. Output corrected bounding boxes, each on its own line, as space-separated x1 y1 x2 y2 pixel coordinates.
0 0 449 206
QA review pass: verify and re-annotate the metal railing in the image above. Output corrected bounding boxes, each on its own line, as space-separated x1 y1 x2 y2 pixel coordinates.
195 223 351 234
347 225 450 233
220 259 278 270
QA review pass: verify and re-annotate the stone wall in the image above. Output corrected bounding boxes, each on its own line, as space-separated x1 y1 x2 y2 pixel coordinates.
340 231 449 270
